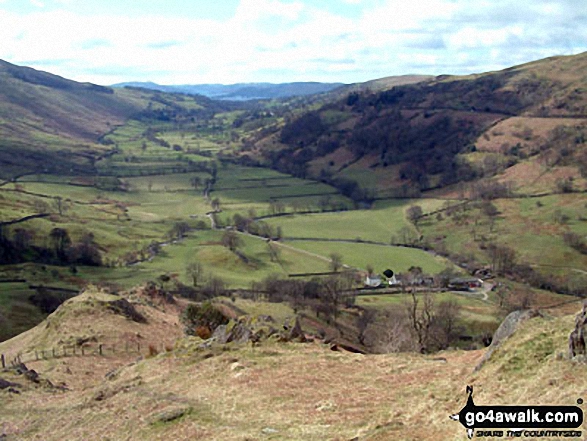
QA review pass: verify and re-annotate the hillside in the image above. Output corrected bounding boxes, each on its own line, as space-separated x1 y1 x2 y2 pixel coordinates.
0 285 585 440
0 60 141 177
0 60 231 179
240 52 587 199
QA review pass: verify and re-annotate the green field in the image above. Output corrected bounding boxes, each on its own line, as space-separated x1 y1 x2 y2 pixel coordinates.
419 194 587 276
0 282 44 341
265 198 445 243
211 164 352 222
284 240 453 274
78 230 332 288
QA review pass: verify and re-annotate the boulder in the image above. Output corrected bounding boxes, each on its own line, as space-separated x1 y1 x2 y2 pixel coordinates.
204 315 306 346
475 309 542 371
149 406 191 425
569 302 587 359
0 378 21 391
107 298 147 323
280 316 307 343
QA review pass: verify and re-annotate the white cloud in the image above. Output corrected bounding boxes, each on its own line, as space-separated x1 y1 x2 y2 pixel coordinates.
0 0 585 84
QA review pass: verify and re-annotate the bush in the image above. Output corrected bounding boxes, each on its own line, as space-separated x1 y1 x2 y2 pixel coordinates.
181 301 229 336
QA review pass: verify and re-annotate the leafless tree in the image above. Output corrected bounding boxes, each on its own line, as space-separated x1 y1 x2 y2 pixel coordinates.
487 243 516 274
433 300 462 349
329 252 343 272
356 308 377 345
405 292 435 353
186 261 204 287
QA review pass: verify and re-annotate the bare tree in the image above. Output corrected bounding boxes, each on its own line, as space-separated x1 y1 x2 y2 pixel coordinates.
49 228 71 261
320 273 354 323
405 292 435 353
433 300 462 349
329 252 343 272
487 243 516 274
375 309 414 353
190 176 202 190
168 222 190 241
356 308 377 345
267 242 281 263
186 261 204 287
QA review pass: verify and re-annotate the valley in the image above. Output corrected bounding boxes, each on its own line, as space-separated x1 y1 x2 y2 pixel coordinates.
0 53 586 440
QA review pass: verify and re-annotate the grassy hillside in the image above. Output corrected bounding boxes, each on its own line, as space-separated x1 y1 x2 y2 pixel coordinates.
0 60 234 178
0 285 585 440
240 52 587 199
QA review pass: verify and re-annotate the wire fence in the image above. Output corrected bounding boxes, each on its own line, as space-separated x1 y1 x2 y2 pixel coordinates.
1 340 164 370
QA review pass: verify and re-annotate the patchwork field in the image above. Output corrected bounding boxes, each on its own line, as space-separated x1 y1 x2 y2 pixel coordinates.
419 194 587 277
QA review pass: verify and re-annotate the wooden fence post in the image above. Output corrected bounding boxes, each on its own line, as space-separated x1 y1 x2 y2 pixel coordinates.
1 354 5 369
99 344 103 356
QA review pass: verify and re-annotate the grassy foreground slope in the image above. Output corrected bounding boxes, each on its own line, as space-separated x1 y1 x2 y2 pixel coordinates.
0 286 585 440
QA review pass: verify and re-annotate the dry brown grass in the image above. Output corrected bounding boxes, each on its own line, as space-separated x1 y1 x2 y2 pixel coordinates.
1 287 586 440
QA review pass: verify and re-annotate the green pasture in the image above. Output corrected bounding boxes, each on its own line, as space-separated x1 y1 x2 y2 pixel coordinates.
285 240 453 274
419 195 587 275
122 172 211 192
212 182 337 203
263 199 419 243
78 230 331 288
0 282 45 341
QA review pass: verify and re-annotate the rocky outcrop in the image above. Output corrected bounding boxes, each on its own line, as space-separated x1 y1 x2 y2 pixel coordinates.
107 298 147 323
475 309 542 371
205 315 307 347
569 302 587 359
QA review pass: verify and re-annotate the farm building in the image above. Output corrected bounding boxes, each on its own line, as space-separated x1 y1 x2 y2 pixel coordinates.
365 275 382 288
448 277 484 291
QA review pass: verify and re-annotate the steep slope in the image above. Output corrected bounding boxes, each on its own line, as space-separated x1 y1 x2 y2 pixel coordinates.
0 60 148 177
0 285 584 440
0 60 226 178
243 52 587 198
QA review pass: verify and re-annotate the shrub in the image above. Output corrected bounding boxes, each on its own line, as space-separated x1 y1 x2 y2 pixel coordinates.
195 326 212 339
148 344 159 357
181 301 229 335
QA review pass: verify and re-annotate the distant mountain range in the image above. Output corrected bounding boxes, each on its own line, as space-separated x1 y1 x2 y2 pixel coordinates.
111 81 346 101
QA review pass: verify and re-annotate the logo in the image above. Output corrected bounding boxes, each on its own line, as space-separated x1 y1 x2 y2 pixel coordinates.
450 386 583 439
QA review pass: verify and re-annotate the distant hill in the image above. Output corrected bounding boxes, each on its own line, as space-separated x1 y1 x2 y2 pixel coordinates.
112 81 345 101
0 60 224 178
241 52 587 199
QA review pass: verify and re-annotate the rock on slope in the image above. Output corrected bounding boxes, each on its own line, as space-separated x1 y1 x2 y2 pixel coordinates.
1 291 586 440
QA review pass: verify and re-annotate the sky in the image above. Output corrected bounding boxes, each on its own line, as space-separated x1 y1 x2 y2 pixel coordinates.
0 0 585 86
